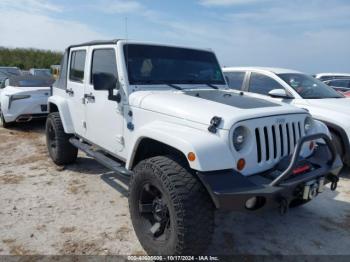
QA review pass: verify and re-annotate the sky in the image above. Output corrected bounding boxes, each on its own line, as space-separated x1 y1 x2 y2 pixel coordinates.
0 0 349 73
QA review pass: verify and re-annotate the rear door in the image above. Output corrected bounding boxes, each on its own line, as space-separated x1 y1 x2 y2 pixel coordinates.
84 46 125 157
67 48 88 136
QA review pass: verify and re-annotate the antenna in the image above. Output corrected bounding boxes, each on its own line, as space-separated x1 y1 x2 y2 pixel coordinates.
125 17 128 41
124 16 129 77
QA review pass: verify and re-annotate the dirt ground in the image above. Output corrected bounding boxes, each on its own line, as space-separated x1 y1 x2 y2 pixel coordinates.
0 121 350 256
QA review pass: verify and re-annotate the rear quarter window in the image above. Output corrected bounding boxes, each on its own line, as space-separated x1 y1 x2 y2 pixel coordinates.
69 50 86 83
224 72 245 90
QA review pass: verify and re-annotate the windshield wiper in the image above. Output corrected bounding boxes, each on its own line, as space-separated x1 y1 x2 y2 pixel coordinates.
205 83 218 89
167 84 183 90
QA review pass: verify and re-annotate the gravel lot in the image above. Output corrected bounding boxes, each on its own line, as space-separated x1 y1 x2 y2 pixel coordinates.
0 121 350 256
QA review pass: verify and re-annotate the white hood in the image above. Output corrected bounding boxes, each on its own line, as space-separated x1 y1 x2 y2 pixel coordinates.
304 98 350 113
302 98 350 129
129 89 308 130
3 85 50 96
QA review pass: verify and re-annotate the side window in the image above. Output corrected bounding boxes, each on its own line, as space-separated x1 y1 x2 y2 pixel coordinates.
91 49 118 89
329 80 348 88
69 50 86 83
225 72 245 90
249 72 284 95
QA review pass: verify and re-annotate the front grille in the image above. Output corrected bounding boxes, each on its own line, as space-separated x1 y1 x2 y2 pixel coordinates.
255 121 304 163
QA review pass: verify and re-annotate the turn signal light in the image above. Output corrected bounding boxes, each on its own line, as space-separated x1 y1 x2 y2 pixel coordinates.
187 152 196 162
309 141 315 150
237 158 246 171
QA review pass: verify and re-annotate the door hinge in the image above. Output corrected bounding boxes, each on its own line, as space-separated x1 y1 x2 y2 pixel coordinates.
83 121 87 129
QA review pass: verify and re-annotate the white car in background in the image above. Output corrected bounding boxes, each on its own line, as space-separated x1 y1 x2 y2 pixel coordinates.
29 68 53 78
0 75 54 127
223 67 350 166
314 73 350 82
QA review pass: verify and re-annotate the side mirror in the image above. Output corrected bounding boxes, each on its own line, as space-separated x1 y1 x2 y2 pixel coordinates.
92 73 116 91
268 89 292 99
92 73 121 103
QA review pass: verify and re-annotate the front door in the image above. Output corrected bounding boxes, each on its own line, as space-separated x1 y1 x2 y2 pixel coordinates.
84 47 125 157
247 72 294 104
66 48 88 136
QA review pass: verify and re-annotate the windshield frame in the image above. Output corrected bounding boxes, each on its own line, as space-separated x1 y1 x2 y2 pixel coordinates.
123 44 226 87
278 73 344 99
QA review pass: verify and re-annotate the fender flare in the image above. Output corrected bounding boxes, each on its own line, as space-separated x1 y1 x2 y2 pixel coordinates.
126 121 234 172
48 96 75 134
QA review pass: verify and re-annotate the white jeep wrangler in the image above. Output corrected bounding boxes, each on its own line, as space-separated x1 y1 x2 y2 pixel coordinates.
46 40 342 255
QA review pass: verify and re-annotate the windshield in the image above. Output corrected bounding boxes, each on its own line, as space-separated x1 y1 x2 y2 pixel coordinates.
124 44 225 85
278 73 343 99
18 79 51 87
34 69 52 77
9 77 54 87
0 68 21 76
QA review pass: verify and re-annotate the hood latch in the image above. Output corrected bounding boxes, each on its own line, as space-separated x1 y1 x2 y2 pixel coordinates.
208 116 222 134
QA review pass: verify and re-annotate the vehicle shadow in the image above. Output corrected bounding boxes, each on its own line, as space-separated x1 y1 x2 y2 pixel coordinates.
208 175 350 255
3 119 46 134
64 156 129 198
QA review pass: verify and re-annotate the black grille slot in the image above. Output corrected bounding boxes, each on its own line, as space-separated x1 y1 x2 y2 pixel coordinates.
255 128 262 163
264 127 269 161
286 123 291 155
279 124 284 157
272 125 277 159
292 123 297 146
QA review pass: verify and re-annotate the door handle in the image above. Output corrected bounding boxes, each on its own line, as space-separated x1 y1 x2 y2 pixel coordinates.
84 93 95 103
66 88 74 96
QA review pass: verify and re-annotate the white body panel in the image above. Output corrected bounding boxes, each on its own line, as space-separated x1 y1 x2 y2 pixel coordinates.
83 45 125 155
0 85 50 122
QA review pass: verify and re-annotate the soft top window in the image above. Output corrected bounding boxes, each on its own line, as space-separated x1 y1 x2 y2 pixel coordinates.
0 68 21 76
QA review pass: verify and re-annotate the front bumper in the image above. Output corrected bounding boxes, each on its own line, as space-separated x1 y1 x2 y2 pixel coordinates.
197 133 342 212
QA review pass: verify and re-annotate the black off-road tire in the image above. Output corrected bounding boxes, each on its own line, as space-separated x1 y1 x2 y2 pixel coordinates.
331 131 344 163
46 112 78 165
129 156 215 255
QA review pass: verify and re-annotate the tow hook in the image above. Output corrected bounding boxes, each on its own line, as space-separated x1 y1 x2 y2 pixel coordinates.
279 197 289 215
327 174 339 191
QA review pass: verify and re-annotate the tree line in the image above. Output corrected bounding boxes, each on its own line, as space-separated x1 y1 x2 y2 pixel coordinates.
0 47 62 70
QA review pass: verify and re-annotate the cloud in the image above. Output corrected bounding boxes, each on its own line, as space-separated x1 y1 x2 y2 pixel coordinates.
97 0 144 14
199 0 261 6
0 0 62 13
226 2 350 27
0 9 107 51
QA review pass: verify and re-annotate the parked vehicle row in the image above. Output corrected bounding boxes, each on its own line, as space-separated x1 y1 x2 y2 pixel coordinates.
0 40 347 256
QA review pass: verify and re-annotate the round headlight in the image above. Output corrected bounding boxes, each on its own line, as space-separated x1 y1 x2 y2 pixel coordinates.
233 126 247 151
304 117 314 134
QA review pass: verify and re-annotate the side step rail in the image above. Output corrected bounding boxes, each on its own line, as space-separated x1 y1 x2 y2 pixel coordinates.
69 137 133 178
